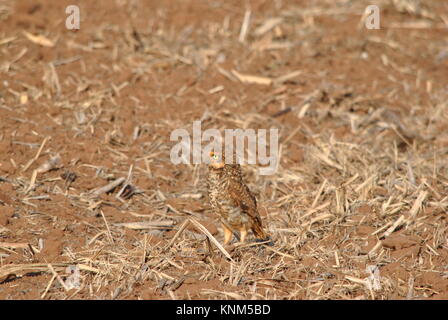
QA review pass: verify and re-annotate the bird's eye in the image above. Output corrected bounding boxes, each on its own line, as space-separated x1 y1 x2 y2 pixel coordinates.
213 154 219 160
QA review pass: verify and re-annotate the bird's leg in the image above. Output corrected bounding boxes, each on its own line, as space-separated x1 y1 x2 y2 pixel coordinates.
223 223 233 245
239 227 248 243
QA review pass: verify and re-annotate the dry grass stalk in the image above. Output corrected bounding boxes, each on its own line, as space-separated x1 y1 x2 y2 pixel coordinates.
114 221 174 230
100 210 114 244
274 70 302 85
254 17 283 36
0 242 30 250
116 165 134 200
22 136 50 172
232 70 272 85
24 169 38 194
90 177 125 197
41 274 57 299
22 31 54 47
164 219 190 250
47 263 70 292
238 10 251 43
408 190 428 219
0 263 101 284
188 218 234 261
381 215 405 239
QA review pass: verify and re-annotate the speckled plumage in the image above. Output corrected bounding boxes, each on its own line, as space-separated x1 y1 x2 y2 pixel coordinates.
207 155 268 244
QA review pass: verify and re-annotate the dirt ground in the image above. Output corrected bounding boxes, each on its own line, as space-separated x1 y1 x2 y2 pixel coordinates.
0 0 447 300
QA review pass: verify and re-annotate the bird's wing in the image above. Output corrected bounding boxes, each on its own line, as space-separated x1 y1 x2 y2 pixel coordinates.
228 179 264 229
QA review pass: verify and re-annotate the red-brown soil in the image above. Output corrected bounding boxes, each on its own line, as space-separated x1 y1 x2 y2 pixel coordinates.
0 0 447 299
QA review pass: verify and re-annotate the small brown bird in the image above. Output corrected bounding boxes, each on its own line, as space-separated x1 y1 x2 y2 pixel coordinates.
207 151 269 244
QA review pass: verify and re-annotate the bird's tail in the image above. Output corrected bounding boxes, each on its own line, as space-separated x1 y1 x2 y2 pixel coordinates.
252 224 273 245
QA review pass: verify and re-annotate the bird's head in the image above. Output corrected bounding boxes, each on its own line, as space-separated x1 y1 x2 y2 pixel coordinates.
208 151 225 169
